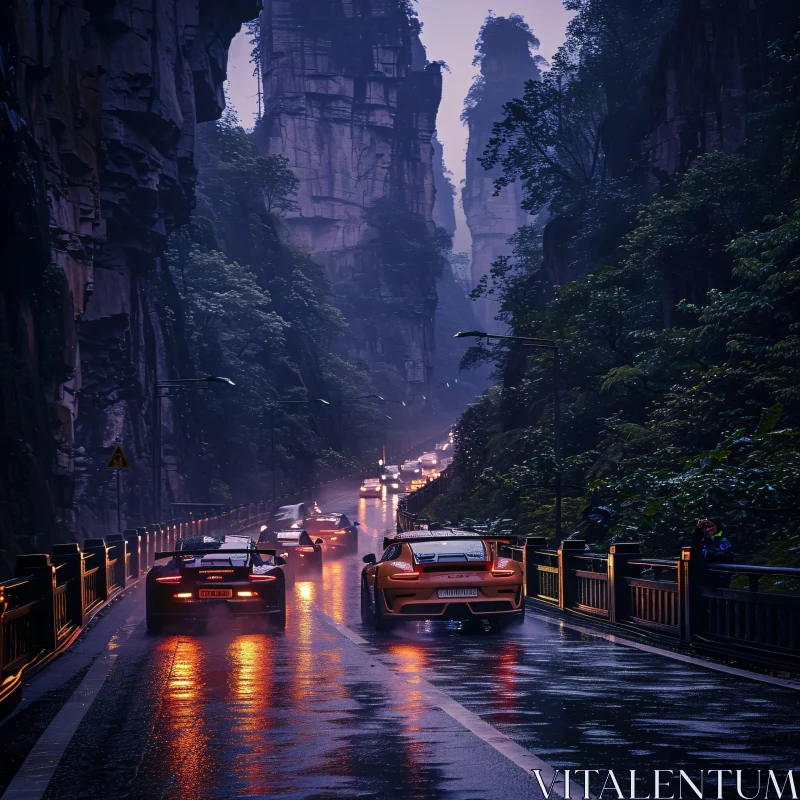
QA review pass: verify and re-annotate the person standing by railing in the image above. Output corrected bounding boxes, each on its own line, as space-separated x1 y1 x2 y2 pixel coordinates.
690 518 734 587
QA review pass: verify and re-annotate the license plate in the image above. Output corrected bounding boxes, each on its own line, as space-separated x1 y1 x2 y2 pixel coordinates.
198 588 232 599
437 587 478 598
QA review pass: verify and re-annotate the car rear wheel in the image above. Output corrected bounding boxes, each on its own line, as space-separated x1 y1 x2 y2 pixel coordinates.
373 584 395 633
146 610 163 634
269 579 287 631
271 598 286 631
360 579 374 625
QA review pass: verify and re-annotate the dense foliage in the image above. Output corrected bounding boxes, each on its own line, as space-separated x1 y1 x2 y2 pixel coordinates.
438 0 800 564
159 112 388 501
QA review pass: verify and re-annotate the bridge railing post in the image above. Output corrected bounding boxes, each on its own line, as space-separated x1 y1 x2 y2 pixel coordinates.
83 539 110 602
124 530 141 580
52 544 85 628
523 537 548 598
105 534 127 592
15 554 57 656
136 528 149 573
558 540 584 611
679 546 701 642
607 543 641 624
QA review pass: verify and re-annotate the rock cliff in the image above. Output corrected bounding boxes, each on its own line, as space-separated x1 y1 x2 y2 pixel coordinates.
462 15 542 332
2 0 258 553
257 0 442 391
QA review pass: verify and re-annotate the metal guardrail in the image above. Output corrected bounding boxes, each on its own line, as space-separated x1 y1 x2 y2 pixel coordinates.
397 468 451 532
0 500 277 719
514 539 800 668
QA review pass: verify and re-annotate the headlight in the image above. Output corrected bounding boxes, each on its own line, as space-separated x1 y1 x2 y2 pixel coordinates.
391 483 399 488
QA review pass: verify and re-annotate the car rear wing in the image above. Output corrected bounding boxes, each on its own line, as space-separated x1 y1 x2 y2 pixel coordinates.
155 548 277 559
382 530 515 549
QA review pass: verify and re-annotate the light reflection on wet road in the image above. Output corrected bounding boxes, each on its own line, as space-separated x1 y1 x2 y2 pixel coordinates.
7 480 797 800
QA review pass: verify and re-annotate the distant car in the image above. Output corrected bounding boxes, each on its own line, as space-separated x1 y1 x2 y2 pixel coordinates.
146 534 287 632
360 529 525 632
400 460 421 477
267 503 313 532
384 476 403 493
418 452 439 468
360 478 382 498
302 513 359 555
381 465 401 484
274 529 323 577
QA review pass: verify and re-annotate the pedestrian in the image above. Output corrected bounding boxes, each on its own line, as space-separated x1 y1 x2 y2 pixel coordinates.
690 518 734 586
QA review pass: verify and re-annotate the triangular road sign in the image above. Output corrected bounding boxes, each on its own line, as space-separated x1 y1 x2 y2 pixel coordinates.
107 442 131 469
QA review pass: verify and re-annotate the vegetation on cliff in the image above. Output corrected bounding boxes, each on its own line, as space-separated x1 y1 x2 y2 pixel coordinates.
159 112 388 501
436 0 800 564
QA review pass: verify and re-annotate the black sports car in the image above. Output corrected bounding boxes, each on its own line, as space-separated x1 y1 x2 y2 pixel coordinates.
274 530 324 577
146 534 287 632
301 513 359 555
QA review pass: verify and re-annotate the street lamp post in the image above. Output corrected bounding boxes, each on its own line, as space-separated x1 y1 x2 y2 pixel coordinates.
153 375 235 522
455 330 562 539
268 398 330 501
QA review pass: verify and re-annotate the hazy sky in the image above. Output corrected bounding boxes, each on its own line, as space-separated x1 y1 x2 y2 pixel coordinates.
225 1 574 251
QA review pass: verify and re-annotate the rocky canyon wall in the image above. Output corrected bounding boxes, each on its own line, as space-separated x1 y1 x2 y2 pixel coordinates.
257 0 442 392
1 0 258 557
462 15 542 333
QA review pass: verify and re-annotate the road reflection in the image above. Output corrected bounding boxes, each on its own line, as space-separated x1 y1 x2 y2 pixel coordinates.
161 637 214 799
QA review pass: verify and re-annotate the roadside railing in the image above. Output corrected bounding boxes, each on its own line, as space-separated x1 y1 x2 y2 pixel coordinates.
500 538 800 668
397 468 451 532
0 500 274 719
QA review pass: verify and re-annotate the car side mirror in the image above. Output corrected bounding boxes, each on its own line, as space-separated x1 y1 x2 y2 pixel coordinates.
362 553 377 564
275 556 287 566
315 538 324 545
353 521 361 527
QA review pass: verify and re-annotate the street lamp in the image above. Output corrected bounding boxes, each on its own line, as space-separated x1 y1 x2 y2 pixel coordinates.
268 398 330 500
455 330 563 539
154 375 235 522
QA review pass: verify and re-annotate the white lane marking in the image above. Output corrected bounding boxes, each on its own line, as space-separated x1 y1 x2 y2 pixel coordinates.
316 611 587 799
2 615 139 800
528 610 800 692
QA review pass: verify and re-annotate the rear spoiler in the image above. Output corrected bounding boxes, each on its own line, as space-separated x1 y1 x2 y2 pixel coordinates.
382 531 515 548
155 548 277 559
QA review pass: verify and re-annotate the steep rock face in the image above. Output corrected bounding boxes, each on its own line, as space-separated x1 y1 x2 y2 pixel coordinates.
258 0 442 388
5 0 258 546
643 0 757 180
461 16 541 332
431 133 456 237
540 0 780 295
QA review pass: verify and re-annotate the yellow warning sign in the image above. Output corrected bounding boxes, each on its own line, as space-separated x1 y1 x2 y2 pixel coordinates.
107 442 130 469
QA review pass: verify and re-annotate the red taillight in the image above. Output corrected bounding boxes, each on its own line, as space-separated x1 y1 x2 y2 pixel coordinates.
491 569 515 577
156 575 182 584
390 571 420 581
296 546 316 553
249 574 277 582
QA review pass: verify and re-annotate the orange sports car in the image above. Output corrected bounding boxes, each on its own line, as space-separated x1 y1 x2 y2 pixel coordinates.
360 530 525 631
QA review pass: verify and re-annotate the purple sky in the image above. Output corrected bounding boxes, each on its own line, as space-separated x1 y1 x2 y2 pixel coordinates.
225 1 573 251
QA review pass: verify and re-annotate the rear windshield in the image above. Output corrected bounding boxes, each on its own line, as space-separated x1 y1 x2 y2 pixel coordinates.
409 540 487 563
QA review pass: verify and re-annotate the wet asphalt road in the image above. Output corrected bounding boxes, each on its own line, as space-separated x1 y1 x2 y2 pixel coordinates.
2 480 799 800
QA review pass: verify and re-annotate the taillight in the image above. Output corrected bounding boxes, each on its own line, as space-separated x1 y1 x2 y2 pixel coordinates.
237 590 255 597
491 569 516 577
156 575 182 584
296 546 316 553
174 592 192 598
390 571 420 580
249 574 277 582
